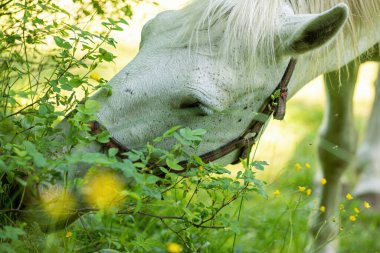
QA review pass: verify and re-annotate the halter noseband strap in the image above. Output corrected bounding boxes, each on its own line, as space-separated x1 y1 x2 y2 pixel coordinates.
89 58 297 166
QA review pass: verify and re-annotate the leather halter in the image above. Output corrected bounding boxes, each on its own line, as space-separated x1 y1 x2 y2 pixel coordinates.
89 58 297 166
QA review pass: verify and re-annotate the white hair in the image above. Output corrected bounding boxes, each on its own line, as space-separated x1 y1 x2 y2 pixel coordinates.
177 0 283 73
175 0 379 72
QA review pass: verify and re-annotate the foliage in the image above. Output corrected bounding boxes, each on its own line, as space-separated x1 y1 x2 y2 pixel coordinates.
0 1 269 252
1 1 377 252
0 0 134 218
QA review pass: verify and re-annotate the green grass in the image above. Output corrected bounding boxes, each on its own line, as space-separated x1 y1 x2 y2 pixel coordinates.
46 98 380 253
208 98 380 253
6 77 380 253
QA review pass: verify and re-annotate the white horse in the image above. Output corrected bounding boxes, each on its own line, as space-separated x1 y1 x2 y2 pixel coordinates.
34 0 380 252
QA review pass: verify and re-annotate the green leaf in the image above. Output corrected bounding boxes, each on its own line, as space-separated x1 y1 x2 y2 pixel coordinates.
251 161 269 171
0 119 16 135
32 18 44 25
272 89 281 99
163 125 181 138
125 150 143 162
0 243 16 253
119 18 129 25
143 186 162 200
166 158 183 171
6 35 21 44
108 148 119 157
111 25 123 31
26 35 33 44
53 36 72 49
180 128 202 141
253 180 268 198
38 105 47 116
60 84 72 91
159 166 170 174
13 147 27 157
99 48 115 62
23 141 46 167
84 100 100 114
191 128 207 136
15 177 27 187
68 77 82 88
96 131 111 144
0 160 9 172
145 175 160 184
0 226 25 241
101 22 111 28
49 80 60 92
133 162 146 169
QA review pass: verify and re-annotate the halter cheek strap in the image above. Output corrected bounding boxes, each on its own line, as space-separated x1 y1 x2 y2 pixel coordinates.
89 58 298 167
273 58 297 120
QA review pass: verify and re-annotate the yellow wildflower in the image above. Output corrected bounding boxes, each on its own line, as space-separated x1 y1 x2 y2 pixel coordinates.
294 163 302 171
40 186 76 220
82 170 126 210
65 231 73 238
90 72 101 81
320 178 327 185
198 166 204 171
354 208 360 214
320 206 326 213
306 188 312 196
167 243 183 253
298 186 306 192
364 201 371 209
346 193 354 201
273 190 281 197
305 163 311 169
349 215 357 222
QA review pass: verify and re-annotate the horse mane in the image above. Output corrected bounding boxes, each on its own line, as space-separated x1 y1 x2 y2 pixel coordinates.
177 0 283 73
176 0 380 73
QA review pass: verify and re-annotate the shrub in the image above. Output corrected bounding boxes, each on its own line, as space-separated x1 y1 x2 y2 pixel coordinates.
0 1 268 252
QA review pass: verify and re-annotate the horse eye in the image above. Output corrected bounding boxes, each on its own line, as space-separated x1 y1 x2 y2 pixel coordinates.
179 100 201 109
179 99 211 116
179 95 199 108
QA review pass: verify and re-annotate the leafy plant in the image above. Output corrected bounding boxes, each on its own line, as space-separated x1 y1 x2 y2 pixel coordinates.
0 0 133 216
0 1 269 252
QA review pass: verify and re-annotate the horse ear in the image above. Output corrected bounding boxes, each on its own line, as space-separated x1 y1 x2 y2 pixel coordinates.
279 4 349 56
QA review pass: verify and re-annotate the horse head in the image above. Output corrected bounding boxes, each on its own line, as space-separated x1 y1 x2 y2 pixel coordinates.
93 0 349 164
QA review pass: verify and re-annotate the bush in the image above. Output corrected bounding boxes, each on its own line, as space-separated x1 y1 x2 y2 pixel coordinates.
0 1 268 252
0 0 133 223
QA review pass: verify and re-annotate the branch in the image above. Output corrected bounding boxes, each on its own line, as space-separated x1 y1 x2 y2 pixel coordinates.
0 0 12 9
5 98 42 118
135 211 183 220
